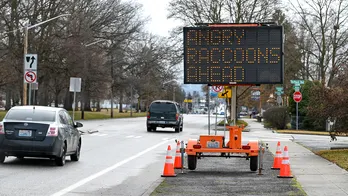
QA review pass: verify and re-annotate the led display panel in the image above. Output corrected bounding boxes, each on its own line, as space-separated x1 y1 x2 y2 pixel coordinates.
183 26 284 84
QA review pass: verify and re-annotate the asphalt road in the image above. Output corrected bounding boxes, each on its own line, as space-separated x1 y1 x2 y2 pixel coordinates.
1 114 344 196
0 114 221 196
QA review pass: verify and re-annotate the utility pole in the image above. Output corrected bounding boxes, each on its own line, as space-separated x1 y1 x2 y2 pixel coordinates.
110 54 114 118
81 39 107 119
23 23 28 105
81 49 87 119
130 85 133 117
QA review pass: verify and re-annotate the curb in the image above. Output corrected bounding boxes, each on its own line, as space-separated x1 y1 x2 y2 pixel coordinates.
330 146 348 150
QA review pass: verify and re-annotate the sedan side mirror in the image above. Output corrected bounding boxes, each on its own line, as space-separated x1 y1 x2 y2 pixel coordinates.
74 122 83 128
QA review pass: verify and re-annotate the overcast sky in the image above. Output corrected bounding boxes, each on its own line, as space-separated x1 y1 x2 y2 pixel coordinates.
136 0 180 37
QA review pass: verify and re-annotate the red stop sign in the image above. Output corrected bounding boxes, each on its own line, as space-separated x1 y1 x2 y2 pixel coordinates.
293 91 302 102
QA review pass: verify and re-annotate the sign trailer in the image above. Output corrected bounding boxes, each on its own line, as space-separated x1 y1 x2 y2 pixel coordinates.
182 23 284 172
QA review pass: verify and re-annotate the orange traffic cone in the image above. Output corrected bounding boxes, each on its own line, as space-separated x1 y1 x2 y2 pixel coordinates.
174 141 183 169
271 141 282 170
161 145 177 177
277 146 293 178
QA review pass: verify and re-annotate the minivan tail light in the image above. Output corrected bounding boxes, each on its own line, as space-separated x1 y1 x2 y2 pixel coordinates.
147 112 150 119
46 127 58 137
0 123 4 134
176 113 179 120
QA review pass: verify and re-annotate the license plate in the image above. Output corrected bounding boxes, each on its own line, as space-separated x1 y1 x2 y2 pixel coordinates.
207 141 220 148
157 121 166 124
18 130 32 137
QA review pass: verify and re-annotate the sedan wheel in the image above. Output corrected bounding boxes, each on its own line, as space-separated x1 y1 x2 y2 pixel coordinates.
0 153 5 164
71 140 81 161
55 143 66 166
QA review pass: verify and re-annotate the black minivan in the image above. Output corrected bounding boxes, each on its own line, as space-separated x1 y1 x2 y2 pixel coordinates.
146 100 183 132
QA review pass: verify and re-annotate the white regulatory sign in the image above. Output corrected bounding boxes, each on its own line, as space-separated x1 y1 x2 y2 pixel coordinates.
69 77 82 92
24 54 38 70
24 70 37 83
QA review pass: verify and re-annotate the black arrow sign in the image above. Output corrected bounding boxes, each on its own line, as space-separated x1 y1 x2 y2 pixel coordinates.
222 91 229 96
30 56 36 68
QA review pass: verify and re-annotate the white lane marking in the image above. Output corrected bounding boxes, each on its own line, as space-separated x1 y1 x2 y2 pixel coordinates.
134 136 142 139
50 139 171 196
126 135 135 138
162 138 169 140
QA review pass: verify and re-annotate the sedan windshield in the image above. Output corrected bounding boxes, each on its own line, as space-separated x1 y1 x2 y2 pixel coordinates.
5 109 56 122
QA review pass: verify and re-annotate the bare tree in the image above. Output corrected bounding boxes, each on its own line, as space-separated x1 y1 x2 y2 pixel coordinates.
225 0 280 23
289 0 348 87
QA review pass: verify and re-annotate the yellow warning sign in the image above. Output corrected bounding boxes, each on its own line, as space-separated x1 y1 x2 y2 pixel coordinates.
184 99 192 103
218 88 232 98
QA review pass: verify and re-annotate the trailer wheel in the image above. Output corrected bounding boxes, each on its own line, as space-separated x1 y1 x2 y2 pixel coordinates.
250 156 258 171
187 155 197 170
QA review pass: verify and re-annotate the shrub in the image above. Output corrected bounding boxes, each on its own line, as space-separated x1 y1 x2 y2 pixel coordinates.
237 120 248 127
217 119 248 127
263 106 290 130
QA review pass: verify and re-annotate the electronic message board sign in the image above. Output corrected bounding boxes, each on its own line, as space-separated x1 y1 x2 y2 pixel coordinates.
183 26 284 85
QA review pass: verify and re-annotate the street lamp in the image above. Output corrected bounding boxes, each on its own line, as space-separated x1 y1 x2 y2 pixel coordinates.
23 14 71 105
81 39 108 119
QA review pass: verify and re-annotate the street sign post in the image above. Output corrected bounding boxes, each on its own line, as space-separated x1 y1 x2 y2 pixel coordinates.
293 91 302 103
276 87 283 91
293 91 302 130
212 86 223 92
276 95 283 105
25 54 37 70
24 71 37 83
32 83 38 105
210 92 218 97
218 88 232 98
24 54 38 105
251 90 260 100
290 80 304 85
293 86 300 91
70 77 82 122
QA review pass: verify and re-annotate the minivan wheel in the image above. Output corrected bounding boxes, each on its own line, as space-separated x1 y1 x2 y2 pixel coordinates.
71 140 81 161
175 126 180 132
55 143 66 166
0 153 5 164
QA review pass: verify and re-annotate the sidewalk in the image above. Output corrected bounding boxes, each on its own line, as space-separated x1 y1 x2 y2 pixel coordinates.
244 118 348 196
